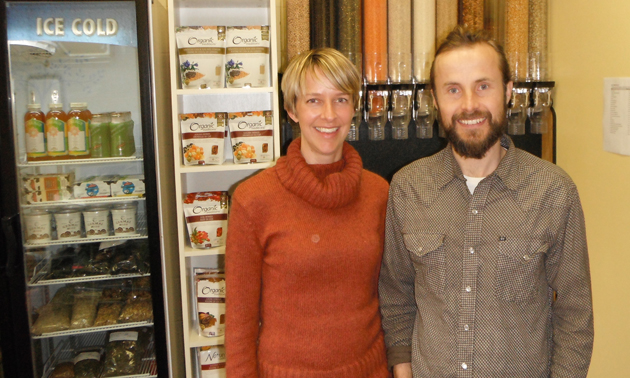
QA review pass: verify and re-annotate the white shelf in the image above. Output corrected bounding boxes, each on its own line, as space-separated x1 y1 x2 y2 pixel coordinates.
29 272 150 287
176 87 274 95
177 0 268 8
183 245 225 257
188 330 225 348
17 155 143 167
25 233 147 248
178 160 274 173
21 196 145 209
169 0 280 375
33 321 154 339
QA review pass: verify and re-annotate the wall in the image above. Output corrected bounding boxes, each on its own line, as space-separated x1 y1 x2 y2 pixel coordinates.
551 1 630 376
151 0 185 377
149 1 630 376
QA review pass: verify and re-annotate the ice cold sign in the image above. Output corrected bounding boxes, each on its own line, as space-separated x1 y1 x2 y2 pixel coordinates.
36 17 118 37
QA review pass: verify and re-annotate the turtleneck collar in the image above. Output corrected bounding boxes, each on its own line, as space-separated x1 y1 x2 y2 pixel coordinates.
275 138 364 209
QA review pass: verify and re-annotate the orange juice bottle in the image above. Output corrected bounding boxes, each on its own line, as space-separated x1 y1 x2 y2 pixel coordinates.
45 103 68 159
67 102 92 159
24 103 47 161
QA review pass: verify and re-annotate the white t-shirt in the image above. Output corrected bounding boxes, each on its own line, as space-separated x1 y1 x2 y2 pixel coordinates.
463 175 485 194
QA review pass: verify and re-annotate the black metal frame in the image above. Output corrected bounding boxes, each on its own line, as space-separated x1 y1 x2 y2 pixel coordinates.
0 1 169 377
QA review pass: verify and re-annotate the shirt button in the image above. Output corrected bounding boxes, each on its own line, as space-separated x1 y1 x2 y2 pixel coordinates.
472 209 478 214
465 286 471 292
469 247 475 254
464 324 469 331
462 362 468 370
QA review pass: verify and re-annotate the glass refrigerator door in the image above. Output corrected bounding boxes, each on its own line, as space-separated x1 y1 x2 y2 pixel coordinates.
2 1 163 377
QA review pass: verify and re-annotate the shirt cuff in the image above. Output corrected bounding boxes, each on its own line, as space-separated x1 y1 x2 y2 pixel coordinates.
386 345 412 369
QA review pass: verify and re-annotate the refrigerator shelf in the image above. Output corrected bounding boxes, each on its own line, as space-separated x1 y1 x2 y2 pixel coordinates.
17 156 144 168
188 329 224 348
29 272 151 287
41 332 157 378
22 196 146 209
25 233 148 249
32 321 154 340
183 245 225 257
176 86 274 96
178 160 275 173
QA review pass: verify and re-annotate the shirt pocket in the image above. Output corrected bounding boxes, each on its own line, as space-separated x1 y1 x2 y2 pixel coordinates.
494 238 549 303
403 233 446 295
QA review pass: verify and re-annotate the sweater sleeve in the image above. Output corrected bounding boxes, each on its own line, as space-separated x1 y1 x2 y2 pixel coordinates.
225 194 264 377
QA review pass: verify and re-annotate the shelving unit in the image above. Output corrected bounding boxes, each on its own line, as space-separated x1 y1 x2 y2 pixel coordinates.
167 0 281 376
15 154 156 376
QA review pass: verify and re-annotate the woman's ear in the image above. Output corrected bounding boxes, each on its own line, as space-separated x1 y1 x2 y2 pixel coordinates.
287 109 299 123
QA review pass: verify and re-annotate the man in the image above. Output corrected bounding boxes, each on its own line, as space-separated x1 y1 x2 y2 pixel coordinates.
378 26 594 378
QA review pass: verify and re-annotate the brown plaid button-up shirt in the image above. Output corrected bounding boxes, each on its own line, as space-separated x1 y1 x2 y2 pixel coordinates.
379 135 594 378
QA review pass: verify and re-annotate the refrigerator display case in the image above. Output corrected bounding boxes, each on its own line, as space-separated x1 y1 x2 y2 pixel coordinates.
0 1 168 377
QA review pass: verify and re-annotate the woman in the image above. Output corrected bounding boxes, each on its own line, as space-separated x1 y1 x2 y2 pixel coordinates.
226 48 390 377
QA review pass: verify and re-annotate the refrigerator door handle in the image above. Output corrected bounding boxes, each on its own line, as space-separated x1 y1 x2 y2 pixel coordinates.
1 214 19 278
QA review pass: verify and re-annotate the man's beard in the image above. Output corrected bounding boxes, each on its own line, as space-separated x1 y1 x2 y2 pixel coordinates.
439 106 507 159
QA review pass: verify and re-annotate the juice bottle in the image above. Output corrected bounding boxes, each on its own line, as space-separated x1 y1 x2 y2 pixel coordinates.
90 113 111 158
24 103 47 161
110 111 136 157
45 103 68 159
67 102 92 159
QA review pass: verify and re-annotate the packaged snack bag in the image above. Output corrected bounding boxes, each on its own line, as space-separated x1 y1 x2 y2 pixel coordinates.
225 26 270 88
228 111 273 163
180 112 227 165
198 345 226 378
176 26 226 89
195 270 226 338
183 192 228 249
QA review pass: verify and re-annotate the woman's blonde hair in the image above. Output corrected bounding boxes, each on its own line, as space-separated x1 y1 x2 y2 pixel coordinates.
282 48 361 115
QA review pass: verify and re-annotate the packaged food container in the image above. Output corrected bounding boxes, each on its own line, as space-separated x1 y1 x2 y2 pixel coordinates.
54 206 83 240
109 175 145 197
198 345 226 377
73 176 113 199
195 272 226 337
90 112 111 158
110 202 137 235
110 111 136 157
24 209 52 242
83 206 111 238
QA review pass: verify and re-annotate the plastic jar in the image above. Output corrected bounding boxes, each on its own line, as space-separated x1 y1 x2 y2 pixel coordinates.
24 209 52 242
83 206 111 238
110 202 137 235
54 206 83 240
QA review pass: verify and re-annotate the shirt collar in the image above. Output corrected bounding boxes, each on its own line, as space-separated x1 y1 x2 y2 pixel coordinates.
437 134 519 191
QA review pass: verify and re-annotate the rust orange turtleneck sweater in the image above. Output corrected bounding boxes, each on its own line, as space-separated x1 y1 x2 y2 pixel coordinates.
225 138 390 377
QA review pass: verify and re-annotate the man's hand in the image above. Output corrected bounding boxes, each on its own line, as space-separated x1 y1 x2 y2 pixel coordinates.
393 362 412 378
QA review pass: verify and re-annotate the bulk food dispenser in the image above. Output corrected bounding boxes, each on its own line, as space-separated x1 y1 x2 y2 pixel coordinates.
278 0 555 180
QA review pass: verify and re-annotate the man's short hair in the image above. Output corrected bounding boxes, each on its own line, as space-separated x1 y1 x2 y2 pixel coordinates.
282 48 361 115
430 26 511 94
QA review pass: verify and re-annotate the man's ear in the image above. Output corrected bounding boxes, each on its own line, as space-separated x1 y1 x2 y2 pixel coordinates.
505 81 514 105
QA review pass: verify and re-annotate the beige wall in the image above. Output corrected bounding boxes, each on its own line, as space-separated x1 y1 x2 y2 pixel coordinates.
151 0 184 377
551 1 630 376
151 1 630 376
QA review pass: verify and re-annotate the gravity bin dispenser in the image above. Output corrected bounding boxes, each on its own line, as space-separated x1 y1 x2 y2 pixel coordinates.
278 0 556 181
